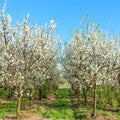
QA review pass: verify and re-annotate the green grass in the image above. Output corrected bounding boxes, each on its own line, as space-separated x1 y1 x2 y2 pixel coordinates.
73 109 90 119
0 88 16 118
36 106 46 115
54 88 70 99
97 110 112 116
51 98 69 108
1 84 120 120
45 108 74 120
0 99 16 119
45 87 74 120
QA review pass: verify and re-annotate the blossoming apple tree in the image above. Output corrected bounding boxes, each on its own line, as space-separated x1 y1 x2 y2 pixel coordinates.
63 19 119 117
0 3 60 118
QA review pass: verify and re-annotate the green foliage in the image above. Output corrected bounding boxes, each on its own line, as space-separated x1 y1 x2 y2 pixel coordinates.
51 98 69 108
36 106 46 115
97 85 120 108
33 83 59 99
54 88 69 99
111 100 119 108
0 88 9 98
0 100 16 118
21 98 29 110
118 111 120 116
45 87 74 120
42 82 58 98
1 83 120 119
45 108 74 120
73 109 90 119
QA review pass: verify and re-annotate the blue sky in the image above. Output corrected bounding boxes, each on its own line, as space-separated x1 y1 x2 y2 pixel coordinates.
0 0 120 42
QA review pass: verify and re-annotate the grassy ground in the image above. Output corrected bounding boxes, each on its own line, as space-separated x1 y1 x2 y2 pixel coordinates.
0 82 120 120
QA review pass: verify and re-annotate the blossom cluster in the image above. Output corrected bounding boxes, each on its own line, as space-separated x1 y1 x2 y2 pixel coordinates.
0 5 60 96
63 19 120 90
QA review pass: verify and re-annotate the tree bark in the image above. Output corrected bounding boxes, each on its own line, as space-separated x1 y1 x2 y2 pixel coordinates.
16 83 22 120
74 89 80 101
92 79 97 117
39 88 42 101
83 88 87 106
29 89 33 106
8 87 14 98
8 87 12 98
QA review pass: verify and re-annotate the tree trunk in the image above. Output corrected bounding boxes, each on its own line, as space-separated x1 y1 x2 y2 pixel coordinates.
29 89 33 106
8 87 14 98
74 89 80 101
8 87 12 98
39 88 42 101
77 89 80 101
16 83 22 120
92 79 97 117
83 88 87 106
